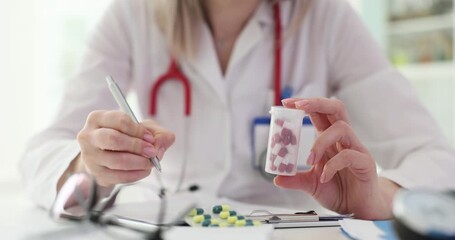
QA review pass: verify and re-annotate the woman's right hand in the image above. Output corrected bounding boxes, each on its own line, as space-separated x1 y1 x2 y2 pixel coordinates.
74 110 174 187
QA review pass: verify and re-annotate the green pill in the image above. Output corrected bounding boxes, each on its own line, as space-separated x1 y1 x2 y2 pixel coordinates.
188 208 204 217
212 204 230 214
219 210 237 219
202 219 212 227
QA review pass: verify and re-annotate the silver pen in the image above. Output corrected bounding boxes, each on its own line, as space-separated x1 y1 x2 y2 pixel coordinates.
106 76 162 173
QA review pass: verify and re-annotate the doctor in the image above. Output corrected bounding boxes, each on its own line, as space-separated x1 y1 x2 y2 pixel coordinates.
20 0 455 220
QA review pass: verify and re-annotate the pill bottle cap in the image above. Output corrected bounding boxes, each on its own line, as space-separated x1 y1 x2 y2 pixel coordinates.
269 106 305 118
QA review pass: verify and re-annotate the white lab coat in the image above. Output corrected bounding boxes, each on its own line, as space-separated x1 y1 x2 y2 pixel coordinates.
20 0 455 210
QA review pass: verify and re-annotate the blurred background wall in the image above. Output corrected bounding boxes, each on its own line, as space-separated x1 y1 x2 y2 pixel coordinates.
0 0 111 183
358 0 455 148
0 0 454 185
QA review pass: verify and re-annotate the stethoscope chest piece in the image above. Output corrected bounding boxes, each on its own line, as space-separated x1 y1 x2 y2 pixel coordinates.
393 190 455 240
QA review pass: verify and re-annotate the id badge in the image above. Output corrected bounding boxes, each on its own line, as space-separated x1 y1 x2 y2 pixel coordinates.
252 116 316 175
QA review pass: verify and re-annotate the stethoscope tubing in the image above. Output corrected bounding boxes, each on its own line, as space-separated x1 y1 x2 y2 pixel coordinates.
149 2 283 189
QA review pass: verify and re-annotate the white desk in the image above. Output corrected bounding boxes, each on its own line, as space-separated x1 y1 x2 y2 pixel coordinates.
0 180 347 240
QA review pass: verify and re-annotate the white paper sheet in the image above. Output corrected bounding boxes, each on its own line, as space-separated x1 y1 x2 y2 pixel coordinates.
339 219 385 240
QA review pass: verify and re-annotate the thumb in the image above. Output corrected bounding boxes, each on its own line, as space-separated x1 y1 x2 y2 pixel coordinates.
154 133 175 159
274 172 317 194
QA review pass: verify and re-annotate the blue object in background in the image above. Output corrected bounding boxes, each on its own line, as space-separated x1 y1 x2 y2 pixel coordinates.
374 221 399 240
281 86 293 100
340 220 399 240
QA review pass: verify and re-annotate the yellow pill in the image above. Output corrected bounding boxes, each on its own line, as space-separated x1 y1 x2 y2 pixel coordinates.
188 208 204 217
219 211 229 219
253 221 262 226
212 204 231 214
235 219 246 227
227 216 238 224
193 215 204 223
211 219 220 225
219 222 229 228
219 211 236 219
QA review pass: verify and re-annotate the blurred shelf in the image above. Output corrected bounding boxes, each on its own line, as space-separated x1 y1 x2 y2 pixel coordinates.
396 62 455 79
388 13 453 35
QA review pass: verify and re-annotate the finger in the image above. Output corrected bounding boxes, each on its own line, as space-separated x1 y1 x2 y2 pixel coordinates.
282 98 348 132
92 128 157 158
281 98 331 132
141 119 175 154
281 98 302 108
294 98 350 124
97 150 153 171
308 113 331 133
86 110 150 139
154 133 175 154
320 149 375 183
309 120 365 165
95 167 152 186
274 171 318 196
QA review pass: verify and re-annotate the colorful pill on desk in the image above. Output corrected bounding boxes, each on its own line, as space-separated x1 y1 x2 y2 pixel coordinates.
219 210 237 219
227 216 237 224
218 222 229 228
228 215 247 224
235 219 246 227
253 221 262 226
212 204 230 214
193 214 211 223
188 208 204 216
245 219 254 226
202 219 211 227
202 219 220 227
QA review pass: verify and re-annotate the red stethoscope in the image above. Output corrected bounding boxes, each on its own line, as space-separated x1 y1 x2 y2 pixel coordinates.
149 3 283 117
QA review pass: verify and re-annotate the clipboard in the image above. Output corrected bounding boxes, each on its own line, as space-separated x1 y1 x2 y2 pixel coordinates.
246 210 353 228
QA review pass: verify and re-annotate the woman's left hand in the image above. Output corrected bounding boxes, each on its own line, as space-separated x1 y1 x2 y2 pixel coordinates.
274 98 393 220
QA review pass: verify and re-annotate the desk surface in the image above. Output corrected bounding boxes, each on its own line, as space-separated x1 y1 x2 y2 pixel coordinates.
0 180 347 240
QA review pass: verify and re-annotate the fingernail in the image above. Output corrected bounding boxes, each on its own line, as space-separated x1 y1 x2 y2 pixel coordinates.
143 147 157 157
306 151 315 165
295 100 309 108
144 134 155 143
320 172 327 183
281 99 293 105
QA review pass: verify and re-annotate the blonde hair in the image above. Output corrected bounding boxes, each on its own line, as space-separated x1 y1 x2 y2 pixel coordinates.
153 0 311 59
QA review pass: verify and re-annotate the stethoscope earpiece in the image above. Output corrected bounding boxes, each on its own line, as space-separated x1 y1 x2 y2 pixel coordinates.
393 190 455 240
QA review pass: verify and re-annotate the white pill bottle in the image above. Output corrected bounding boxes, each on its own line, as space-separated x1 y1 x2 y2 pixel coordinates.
265 106 305 176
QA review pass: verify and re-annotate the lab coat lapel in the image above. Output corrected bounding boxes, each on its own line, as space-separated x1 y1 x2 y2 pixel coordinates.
183 1 290 106
187 23 227 106
225 1 290 82
226 13 264 76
